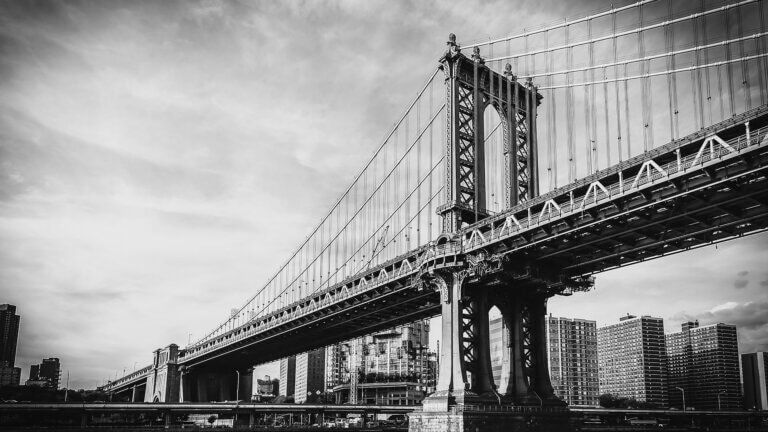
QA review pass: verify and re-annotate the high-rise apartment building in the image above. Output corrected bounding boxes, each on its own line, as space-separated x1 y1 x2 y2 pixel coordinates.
546 315 599 407
0 304 21 387
330 320 437 406
666 321 741 410
325 344 346 392
294 348 325 403
26 358 61 389
597 315 668 407
279 356 296 397
743 352 768 411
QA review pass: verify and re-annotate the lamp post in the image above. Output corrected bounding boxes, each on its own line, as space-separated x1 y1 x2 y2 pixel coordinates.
717 390 726 410
675 386 686 411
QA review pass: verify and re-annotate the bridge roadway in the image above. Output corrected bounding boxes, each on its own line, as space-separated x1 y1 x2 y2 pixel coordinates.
170 105 768 373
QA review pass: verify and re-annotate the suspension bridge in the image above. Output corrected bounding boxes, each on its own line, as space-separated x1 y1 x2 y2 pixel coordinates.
100 1 768 430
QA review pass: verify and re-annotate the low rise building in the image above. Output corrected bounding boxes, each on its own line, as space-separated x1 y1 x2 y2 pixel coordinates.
26 358 61 390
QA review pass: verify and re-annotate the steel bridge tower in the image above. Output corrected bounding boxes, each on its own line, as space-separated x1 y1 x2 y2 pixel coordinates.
411 35 576 431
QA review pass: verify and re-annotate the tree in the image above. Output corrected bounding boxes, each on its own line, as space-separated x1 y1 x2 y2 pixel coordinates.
207 415 216 427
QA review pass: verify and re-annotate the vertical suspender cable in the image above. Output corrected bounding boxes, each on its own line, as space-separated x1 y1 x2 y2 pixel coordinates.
603 66 611 167
583 72 591 174
589 18 598 173
545 30 553 190
697 0 707 127
725 5 736 118
613 9 623 163
498 64 504 208
701 1 712 125
665 0 678 141
639 2 650 152
566 23 575 182
549 38 558 188
737 3 751 110
759 0 767 106
473 55 479 223
428 82 434 240
404 114 410 252
416 94 421 246
584 19 593 175
623 63 631 158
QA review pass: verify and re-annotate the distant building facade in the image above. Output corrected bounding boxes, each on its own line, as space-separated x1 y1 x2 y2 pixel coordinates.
0 304 21 387
546 315 599 406
743 352 768 410
666 321 741 410
330 320 437 406
26 358 61 389
254 375 279 401
489 315 504 388
295 348 325 403
597 315 668 407
279 356 296 397
325 344 346 392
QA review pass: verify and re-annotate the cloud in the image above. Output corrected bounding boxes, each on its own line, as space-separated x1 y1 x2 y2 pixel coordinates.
0 0 760 390
671 301 768 353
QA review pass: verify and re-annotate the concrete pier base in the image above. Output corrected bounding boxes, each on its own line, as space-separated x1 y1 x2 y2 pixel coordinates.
409 405 573 432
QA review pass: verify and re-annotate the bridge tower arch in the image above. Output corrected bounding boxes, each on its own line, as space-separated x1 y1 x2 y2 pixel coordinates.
437 34 541 233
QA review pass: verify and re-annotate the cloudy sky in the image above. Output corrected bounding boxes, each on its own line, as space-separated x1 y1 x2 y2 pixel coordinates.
1 0 766 390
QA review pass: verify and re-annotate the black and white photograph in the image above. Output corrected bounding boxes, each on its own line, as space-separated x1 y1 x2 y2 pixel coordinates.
1 0 767 430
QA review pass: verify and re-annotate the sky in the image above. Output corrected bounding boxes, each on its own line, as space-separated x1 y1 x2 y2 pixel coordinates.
1 0 766 390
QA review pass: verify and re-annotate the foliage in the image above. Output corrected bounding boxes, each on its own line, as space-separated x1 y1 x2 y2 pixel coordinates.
598 393 660 409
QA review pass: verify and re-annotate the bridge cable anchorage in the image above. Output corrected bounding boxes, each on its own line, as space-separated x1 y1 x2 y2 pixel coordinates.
487 0 759 62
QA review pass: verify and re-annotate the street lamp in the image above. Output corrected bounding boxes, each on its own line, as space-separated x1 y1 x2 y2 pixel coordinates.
675 386 686 411
717 390 726 410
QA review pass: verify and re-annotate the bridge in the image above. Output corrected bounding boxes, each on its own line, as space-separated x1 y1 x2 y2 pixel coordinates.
101 1 768 430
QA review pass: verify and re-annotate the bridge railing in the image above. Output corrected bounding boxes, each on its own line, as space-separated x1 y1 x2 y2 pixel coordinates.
460 109 768 254
99 365 153 391
181 242 465 361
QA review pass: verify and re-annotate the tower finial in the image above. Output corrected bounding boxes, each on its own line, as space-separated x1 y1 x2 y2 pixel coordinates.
444 33 461 58
504 63 516 81
471 46 484 64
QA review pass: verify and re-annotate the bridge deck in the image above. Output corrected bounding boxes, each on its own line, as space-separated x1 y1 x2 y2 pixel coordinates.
100 105 768 384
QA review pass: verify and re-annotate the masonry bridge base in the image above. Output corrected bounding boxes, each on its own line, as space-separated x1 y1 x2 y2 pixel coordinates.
407 249 589 432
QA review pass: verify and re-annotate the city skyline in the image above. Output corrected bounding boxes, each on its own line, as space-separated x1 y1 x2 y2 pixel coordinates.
1 0 767 391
